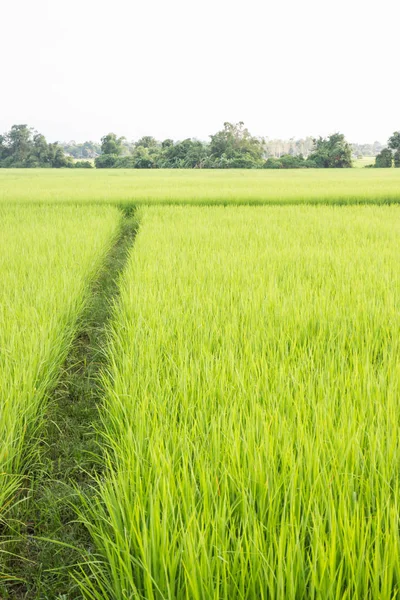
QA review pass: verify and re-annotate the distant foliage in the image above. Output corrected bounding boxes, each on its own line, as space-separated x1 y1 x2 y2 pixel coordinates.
61 140 100 159
74 160 93 168
375 148 393 168
1 123 388 169
206 122 264 168
388 131 400 152
96 124 354 169
158 139 208 168
94 154 118 168
263 135 353 169
93 133 126 168
351 141 384 158
307 134 353 168
96 123 265 169
0 125 74 168
389 132 400 168
264 137 315 158
100 133 125 156
264 154 310 169
374 131 400 168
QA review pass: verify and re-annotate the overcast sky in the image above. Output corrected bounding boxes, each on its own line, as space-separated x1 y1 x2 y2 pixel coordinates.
0 0 398 144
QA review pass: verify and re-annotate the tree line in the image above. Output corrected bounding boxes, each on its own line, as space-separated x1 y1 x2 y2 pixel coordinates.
63 137 385 162
1 122 399 169
96 123 354 169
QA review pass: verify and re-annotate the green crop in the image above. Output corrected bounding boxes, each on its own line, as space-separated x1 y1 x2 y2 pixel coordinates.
1 168 400 206
79 205 400 599
2 167 400 598
0 205 120 526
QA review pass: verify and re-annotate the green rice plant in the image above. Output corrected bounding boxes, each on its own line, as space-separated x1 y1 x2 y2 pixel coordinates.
0 168 400 206
0 205 120 530
80 205 400 599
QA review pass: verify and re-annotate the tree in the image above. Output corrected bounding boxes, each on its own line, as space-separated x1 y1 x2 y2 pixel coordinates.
209 122 264 168
373 141 384 155
373 131 400 168
96 133 125 168
135 136 158 149
388 131 400 152
161 139 174 149
159 139 208 168
100 133 124 156
130 146 155 168
7 124 32 165
307 133 352 168
48 143 74 168
32 133 49 164
0 124 74 168
131 137 160 166
279 154 306 168
388 132 400 167
74 160 93 168
113 156 136 168
264 157 283 169
264 154 307 169
375 148 393 168
0 135 9 161
95 154 117 168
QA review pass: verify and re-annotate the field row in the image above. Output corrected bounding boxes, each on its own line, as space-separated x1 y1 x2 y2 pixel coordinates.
80 206 400 598
1 168 400 205
0 205 120 529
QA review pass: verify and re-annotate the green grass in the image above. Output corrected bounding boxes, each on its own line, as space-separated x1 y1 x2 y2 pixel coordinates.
79 205 400 599
1 168 400 206
0 205 120 585
3 168 400 598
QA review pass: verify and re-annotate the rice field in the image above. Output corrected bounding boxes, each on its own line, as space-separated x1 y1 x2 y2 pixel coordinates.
77 205 400 599
1 171 400 599
0 205 120 527
1 168 400 205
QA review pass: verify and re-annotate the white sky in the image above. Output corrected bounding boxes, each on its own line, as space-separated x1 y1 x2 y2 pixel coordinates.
0 0 398 144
